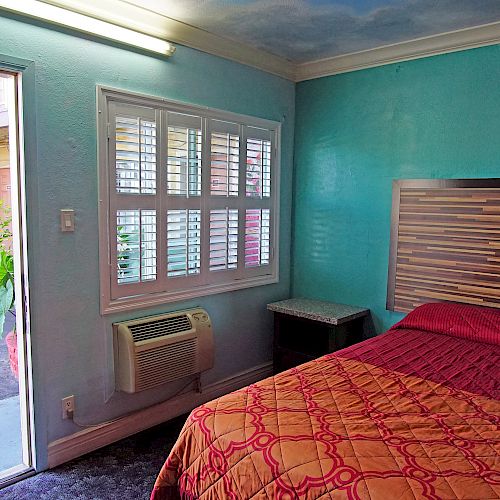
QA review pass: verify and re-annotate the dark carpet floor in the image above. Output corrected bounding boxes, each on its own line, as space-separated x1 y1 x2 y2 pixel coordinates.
1 414 187 500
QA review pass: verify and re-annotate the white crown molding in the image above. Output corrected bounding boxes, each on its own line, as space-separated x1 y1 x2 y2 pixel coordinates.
294 21 500 82
47 361 273 468
13 2 500 82
40 0 296 80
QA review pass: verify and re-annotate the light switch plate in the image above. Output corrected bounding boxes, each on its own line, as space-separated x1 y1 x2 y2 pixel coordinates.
60 209 75 232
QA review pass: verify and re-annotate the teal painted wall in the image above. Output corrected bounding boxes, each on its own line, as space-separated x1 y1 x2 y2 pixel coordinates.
0 14 294 468
293 45 500 333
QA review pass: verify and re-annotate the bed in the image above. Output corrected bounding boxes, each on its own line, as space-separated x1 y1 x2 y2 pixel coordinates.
151 302 500 499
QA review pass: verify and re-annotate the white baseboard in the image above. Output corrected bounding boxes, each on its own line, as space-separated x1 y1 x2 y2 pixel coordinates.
47 361 273 468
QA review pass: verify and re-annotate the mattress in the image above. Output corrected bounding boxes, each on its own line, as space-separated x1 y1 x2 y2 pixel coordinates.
151 302 500 499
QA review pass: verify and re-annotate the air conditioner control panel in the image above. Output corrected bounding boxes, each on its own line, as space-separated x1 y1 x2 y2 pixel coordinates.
191 311 210 326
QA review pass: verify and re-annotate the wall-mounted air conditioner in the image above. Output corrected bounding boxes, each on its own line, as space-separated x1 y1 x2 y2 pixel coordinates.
113 308 214 393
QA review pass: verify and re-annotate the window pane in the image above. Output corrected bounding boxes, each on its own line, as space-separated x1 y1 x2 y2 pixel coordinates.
210 209 238 271
167 210 201 277
117 210 157 283
245 209 270 267
167 127 202 196
246 138 271 198
116 116 156 194
210 132 239 196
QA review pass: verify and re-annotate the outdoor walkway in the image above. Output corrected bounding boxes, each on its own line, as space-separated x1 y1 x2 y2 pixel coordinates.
0 395 22 470
0 314 22 471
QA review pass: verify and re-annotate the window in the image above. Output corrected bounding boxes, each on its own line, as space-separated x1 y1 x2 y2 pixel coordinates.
98 87 280 313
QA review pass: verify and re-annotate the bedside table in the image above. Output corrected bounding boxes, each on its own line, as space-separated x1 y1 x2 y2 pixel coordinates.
267 298 370 374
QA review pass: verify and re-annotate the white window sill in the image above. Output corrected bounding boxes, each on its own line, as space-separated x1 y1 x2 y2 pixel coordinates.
101 273 279 315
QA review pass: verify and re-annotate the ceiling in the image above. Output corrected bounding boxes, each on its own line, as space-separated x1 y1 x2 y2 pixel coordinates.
124 0 500 63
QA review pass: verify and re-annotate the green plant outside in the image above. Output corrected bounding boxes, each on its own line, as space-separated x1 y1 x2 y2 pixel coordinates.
0 200 14 339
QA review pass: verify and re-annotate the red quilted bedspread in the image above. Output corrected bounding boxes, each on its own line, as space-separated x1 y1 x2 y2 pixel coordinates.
151 303 500 499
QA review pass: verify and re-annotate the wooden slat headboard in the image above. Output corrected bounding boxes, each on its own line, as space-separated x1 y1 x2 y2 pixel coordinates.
387 178 500 313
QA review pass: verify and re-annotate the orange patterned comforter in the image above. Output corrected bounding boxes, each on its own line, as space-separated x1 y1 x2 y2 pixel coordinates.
151 303 500 499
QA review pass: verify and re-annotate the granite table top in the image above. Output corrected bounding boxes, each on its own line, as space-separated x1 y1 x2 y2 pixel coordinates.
267 298 369 326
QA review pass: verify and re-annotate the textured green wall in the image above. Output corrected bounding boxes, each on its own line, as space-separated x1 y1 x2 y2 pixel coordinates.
0 13 294 468
293 45 500 332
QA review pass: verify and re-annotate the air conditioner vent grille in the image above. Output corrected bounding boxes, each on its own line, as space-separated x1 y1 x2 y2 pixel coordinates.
135 338 198 391
129 314 192 342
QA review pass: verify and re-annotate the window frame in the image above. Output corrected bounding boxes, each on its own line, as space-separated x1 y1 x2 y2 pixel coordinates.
97 86 281 314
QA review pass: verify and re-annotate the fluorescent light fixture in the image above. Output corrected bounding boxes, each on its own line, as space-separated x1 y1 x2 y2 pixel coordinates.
0 0 175 56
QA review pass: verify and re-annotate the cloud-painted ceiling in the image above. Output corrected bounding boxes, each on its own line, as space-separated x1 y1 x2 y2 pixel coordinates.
126 0 500 62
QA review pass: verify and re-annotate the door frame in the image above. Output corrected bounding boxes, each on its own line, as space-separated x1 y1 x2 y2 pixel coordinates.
0 55 37 487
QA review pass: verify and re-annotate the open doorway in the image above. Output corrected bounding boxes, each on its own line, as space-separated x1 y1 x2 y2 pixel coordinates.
0 71 33 484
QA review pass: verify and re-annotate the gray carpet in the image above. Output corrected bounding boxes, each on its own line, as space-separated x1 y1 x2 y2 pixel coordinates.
1 414 187 499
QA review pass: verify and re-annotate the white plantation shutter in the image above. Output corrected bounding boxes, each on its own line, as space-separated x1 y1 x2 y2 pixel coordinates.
245 209 270 267
210 120 240 197
167 113 202 197
167 209 201 277
100 88 280 312
115 116 156 194
209 209 238 271
246 127 271 199
109 103 162 300
165 112 204 290
210 133 239 196
240 127 274 277
117 210 157 283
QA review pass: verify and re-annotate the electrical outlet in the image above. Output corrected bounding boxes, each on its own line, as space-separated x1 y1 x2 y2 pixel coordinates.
62 395 75 419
